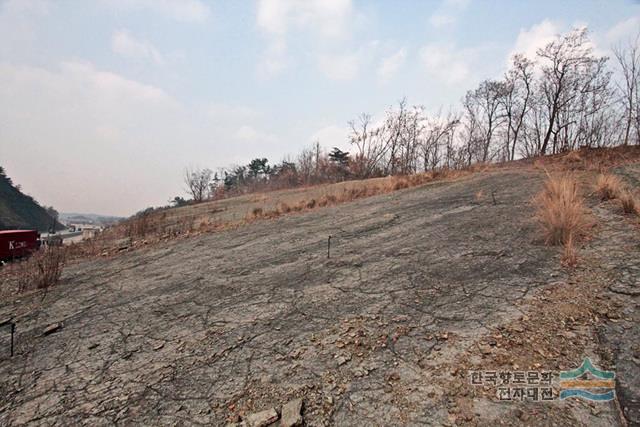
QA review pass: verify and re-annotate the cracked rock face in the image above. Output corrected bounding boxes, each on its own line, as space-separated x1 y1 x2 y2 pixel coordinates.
0 170 575 425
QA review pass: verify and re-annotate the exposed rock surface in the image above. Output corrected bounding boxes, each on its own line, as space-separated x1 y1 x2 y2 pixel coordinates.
0 167 637 425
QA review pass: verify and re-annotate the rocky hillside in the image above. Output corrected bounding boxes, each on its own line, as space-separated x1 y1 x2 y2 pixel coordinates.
0 167 63 232
1 156 638 425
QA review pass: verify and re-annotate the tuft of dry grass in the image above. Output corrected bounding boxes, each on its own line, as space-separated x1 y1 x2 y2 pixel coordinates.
534 173 591 248
276 201 291 214
595 174 624 201
475 189 485 202
619 190 639 216
392 177 410 190
246 207 264 220
560 151 583 170
14 247 66 293
561 235 578 267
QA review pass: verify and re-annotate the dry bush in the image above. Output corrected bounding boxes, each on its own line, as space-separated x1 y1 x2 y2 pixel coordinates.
560 151 583 170
595 174 624 200
392 177 410 190
619 191 639 216
318 194 338 207
126 214 153 238
305 199 317 209
15 247 66 293
534 174 591 246
561 235 578 267
468 163 489 173
247 207 264 220
276 201 291 213
407 173 433 186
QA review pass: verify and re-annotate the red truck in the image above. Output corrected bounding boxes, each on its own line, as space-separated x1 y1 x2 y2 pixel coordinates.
0 230 40 261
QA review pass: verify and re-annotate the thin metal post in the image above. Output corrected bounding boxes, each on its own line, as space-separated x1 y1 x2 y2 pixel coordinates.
10 322 14 357
327 235 332 259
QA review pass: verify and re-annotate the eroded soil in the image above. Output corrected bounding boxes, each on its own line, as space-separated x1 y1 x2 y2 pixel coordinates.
0 167 638 426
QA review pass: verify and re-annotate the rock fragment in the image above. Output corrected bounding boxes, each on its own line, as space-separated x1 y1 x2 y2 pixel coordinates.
245 408 279 427
43 323 62 336
281 398 303 427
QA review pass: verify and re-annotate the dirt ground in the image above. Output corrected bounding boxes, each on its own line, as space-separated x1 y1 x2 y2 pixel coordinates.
0 165 638 426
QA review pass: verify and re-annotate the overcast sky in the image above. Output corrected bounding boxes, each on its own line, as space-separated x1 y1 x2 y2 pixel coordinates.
1 0 639 216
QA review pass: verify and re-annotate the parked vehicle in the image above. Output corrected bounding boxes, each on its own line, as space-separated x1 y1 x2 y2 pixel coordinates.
0 230 40 261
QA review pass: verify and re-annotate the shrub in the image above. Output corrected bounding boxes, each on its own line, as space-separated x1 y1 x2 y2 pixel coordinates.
317 196 329 207
619 191 639 216
561 235 578 267
16 247 66 293
246 207 264 220
126 213 153 238
392 177 410 190
595 174 623 201
534 174 591 246
276 202 291 213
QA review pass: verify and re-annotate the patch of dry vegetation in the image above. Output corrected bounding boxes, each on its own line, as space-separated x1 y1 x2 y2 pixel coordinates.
61 166 480 261
595 174 624 200
1 247 67 295
619 190 640 215
534 173 591 266
594 172 640 217
531 146 640 172
62 167 479 262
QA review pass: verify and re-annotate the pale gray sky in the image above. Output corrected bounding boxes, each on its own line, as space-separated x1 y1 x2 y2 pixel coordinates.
1 0 638 216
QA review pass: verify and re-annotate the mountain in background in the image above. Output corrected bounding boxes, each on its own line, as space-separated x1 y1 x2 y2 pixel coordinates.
0 167 64 232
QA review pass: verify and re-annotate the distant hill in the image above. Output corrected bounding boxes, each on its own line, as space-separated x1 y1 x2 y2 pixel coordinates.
0 167 64 232
60 212 123 227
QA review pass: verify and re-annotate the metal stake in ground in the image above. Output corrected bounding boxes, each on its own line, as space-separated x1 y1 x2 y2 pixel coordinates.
10 322 14 357
0 319 15 357
327 235 332 259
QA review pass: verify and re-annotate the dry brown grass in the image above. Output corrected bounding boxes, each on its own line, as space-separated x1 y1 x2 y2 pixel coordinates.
534 173 592 268
561 235 578 267
534 173 591 248
475 189 485 202
67 165 477 261
619 190 640 216
12 247 67 293
593 173 640 217
247 207 264 220
530 146 640 172
276 201 291 213
595 174 624 201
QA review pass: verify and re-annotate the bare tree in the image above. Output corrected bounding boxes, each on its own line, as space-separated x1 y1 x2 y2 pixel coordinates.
500 54 535 160
463 80 504 163
349 113 390 178
614 34 640 145
536 28 610 154
422 110 459 170
184 167 213 202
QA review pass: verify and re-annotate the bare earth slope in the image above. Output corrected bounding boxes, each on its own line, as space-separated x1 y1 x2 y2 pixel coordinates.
0 167 636 425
